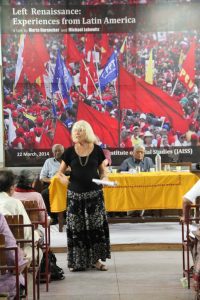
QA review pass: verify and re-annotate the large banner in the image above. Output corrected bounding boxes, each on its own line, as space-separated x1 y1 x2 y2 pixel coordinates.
1 0 200 166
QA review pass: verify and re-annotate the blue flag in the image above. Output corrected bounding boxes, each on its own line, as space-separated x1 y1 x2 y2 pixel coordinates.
99 52 118 91
51 100 57 118
52 50 74 107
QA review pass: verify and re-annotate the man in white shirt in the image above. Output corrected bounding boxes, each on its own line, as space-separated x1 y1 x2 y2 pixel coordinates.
183 179 200 220
182 179 200 290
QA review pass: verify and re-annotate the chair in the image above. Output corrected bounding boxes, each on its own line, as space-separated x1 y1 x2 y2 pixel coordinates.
21 200 50 292
181 196 200 291
4 215 39 300
0 233 28 300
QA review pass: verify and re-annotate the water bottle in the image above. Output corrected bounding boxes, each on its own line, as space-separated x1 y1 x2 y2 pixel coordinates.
155 153 162 172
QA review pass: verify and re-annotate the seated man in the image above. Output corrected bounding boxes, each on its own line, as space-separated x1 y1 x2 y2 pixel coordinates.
0 170 40 261
183 180 200 221
13 170 48 225
118 144 154 217
118 144 154 172
0 213 29 299
40 144 65 224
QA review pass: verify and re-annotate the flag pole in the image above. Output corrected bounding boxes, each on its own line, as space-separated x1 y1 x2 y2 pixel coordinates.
82 58 100 96
171 78 179 96
94 45 103 102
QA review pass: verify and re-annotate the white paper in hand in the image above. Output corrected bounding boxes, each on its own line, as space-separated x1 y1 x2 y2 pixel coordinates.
92 179 118 187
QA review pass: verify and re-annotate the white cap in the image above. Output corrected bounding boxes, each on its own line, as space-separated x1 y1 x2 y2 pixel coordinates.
144 131 153 137
140 113 146 120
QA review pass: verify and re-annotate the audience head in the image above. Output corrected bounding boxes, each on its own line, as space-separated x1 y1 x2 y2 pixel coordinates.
132 126 140 137
52 144 65 160
71 120 96 144
133 145 145 161
0 170 16 194
17 170 36 189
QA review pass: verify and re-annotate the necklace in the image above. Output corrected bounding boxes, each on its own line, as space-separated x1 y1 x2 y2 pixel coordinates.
78 155 89 167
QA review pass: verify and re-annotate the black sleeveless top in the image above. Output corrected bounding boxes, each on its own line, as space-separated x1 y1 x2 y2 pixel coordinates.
62 144 105 193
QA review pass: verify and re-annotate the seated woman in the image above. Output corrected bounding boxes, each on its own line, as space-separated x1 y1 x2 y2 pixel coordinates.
0 170 41 262
0 213 29 299
13 170 47 225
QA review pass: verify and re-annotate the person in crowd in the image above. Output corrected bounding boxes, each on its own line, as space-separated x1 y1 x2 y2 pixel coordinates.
0 213 29 299
186 122 197 143
0 170 41 261
143 131 155 147
131 126 143 147
57 120 111 272
174 132 190 146
160 134 170 148
13 170 47 225
118 144 154 172
40 144 65 224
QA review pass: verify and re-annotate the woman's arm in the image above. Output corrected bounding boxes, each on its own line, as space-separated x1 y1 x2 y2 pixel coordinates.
182 198 192 222
57 161 70 186
58 161 68 174
98 162 108 181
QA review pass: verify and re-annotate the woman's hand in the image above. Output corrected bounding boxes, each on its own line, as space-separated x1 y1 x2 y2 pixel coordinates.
57 173 69 186
100 176 109 182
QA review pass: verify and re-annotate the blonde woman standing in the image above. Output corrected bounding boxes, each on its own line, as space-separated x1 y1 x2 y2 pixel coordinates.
58 120 111 272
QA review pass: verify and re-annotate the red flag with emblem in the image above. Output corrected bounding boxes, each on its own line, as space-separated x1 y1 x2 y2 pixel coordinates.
178 40 195 91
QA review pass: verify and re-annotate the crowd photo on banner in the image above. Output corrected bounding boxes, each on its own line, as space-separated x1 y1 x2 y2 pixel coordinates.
2 0 200 167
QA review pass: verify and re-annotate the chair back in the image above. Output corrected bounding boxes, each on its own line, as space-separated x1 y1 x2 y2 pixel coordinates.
4 215 24 241
21 200 40 223
0 234 6 274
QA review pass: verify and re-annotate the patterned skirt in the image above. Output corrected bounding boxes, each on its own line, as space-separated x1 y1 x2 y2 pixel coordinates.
66 189 111 270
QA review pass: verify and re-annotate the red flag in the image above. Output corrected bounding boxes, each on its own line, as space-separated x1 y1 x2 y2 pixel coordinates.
99 34 111 66
32 34 49 63
85 34 95 54
63 34 83 63
77 101 118 147
80 60 87 87
119 66 188 132
35 132 52 149
178 40 195 91
22 35 48 83
53 120 72 148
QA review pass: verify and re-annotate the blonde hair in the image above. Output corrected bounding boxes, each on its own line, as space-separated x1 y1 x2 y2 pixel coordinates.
71 120 96 143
